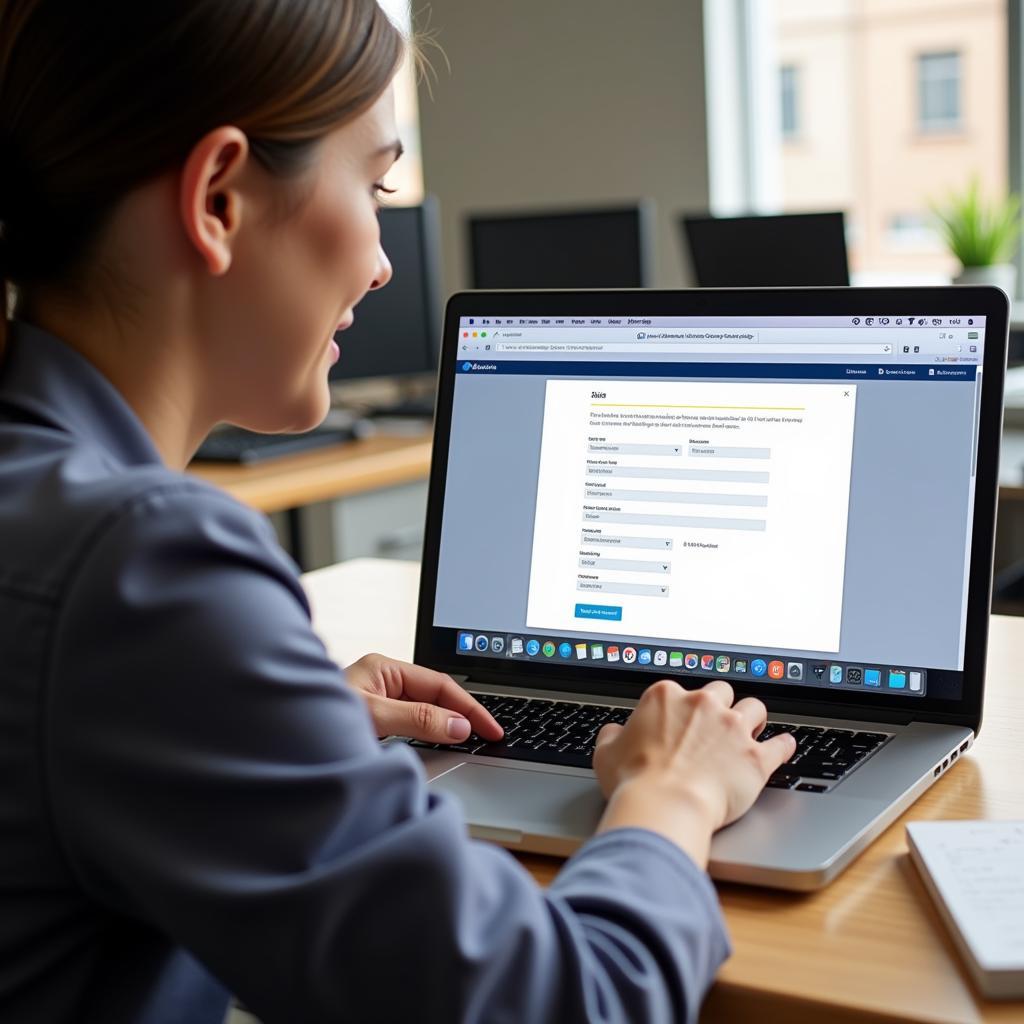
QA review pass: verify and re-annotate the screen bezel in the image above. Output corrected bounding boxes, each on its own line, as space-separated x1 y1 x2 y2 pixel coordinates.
467 203 655 290
415 287 1009 733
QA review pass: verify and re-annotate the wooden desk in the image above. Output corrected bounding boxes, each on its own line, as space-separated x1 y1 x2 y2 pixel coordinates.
187 433 433 516
302 558 1024 1024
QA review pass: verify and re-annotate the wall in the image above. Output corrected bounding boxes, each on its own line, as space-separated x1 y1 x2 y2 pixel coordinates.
413 0 711 292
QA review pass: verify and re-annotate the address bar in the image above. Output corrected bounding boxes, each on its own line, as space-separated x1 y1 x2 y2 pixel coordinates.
495 341 894 355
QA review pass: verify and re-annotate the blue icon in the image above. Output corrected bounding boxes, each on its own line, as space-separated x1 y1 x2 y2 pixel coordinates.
888 670 907 689
491 637 505 654
638 649 652 665
462 361 471 371
558 642 572 658
864 668 882 687
829 665 843 684
751 658 767 677
469 318 475 324
474 635 489 652
526 639 540 656
458 632 474 651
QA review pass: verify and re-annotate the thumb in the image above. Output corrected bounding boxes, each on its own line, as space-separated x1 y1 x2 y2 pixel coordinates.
373 695 472 743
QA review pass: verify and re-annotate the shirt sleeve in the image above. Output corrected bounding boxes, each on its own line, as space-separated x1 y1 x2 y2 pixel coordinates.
46 482 731 1024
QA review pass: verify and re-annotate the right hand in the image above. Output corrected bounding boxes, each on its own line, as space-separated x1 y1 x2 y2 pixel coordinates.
592 679 796 867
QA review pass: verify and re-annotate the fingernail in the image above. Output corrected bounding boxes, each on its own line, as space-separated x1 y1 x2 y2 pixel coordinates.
447 717 470 740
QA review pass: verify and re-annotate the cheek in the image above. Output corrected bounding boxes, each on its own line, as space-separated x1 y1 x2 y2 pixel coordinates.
310 198 381 302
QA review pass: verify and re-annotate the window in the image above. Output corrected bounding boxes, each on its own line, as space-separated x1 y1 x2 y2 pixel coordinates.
918 52 963 133
887 213 940 249
378 0 424 203
780 64 800 139
705 1 1008 285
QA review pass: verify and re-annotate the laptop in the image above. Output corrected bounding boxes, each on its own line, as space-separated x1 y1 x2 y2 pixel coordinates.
409 287 1008 891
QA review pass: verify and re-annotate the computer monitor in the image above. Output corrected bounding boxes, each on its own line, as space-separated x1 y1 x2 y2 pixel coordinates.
330 197 443 382
468 203 653 289
681 211 850 287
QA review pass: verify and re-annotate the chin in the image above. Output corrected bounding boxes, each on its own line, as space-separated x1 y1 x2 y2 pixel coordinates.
243 387 332 435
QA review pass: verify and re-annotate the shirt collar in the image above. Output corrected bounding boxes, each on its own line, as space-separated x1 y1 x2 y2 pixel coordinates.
0 320 164 468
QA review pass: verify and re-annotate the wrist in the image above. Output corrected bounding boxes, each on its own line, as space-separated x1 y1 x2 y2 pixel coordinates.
596 774 720 869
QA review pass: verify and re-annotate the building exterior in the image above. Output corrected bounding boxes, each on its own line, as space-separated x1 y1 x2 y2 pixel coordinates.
774 0 1007 281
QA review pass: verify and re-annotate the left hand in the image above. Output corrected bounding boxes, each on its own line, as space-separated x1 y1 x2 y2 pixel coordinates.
344 653 504 745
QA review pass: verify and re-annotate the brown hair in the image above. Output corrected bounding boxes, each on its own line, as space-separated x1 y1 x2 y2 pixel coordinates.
0 0 405 348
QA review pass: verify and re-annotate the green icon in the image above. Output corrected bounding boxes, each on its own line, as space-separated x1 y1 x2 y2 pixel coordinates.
481 331 488 337
968 331 978 339
669 651 683 667
542 641 556 657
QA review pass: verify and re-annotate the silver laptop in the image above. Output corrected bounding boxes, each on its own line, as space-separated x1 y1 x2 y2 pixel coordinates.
410 287 1007 891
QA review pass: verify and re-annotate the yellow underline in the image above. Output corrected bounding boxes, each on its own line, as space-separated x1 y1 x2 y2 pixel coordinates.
591 403 805 411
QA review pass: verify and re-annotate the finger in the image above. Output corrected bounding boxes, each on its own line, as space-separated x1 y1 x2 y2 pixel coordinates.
368 693 474 744
754 732 798 778
594 722 624 750
387 662 503 740
733 696 769 736
698 678 735 707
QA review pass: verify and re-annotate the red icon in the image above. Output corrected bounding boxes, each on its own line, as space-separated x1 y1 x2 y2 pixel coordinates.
768 660 785 679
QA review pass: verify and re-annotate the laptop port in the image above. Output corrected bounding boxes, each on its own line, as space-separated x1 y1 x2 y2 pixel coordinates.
960 740 969 753
934 765 941 777
942 758 949 769
951 751 958 762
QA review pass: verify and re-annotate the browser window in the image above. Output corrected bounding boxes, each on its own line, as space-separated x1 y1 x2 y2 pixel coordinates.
436 314 987 702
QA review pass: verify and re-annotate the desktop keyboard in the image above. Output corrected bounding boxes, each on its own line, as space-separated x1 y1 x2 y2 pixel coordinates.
410 692 890 792
194 424 356 464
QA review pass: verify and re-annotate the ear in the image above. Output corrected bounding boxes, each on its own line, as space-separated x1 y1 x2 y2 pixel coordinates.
179 126 251 276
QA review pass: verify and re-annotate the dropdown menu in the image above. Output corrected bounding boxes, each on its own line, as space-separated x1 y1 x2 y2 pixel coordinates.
578 557 671 573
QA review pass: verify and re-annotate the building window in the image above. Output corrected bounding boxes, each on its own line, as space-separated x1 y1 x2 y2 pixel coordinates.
917 51 962 133
886 212 940 249
780 65 800 140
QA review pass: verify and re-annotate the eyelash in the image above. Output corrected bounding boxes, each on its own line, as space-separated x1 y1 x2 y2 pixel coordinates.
373 183 398 205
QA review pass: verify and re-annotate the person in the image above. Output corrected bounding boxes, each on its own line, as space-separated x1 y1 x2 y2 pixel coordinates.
0 2 796 1021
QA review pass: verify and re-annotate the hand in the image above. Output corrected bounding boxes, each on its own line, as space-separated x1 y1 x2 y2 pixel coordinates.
592 679 796 867
344 653 504 746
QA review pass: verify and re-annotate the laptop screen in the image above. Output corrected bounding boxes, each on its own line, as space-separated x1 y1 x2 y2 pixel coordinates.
426 303 998 708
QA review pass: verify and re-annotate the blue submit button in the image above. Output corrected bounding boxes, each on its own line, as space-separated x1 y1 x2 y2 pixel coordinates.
574 603 623 622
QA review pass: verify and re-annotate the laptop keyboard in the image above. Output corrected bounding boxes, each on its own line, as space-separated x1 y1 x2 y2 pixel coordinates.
409 692 891 792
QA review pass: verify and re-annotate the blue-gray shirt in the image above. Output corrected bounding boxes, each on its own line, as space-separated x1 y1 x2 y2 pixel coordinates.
0 321 730 1024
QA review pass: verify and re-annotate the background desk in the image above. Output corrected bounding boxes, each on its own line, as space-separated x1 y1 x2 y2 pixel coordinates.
302 558 1024 1024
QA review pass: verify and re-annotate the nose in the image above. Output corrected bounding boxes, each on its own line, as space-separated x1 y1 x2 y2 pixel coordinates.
368 243 392 291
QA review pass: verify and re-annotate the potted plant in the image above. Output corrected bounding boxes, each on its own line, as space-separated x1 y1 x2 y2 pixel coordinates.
931 177 1021 296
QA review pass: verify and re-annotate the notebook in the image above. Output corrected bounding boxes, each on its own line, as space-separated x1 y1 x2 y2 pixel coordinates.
907 820 1024 999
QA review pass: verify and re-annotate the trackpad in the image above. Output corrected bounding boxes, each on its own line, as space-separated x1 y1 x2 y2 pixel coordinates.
431 763 605 843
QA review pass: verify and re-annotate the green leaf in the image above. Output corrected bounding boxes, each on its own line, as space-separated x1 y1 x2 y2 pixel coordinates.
929 176 1022 267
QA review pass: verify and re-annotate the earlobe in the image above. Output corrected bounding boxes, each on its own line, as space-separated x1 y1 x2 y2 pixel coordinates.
180 126 250 277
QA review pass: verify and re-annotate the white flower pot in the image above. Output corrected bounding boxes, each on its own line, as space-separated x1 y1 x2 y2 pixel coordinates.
952 263 1017 297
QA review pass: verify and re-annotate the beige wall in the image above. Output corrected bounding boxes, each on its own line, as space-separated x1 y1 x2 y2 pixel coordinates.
776 0 1006 277
413 0 710 292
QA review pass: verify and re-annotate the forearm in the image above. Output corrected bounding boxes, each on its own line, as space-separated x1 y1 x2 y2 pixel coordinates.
549 827 731 1024
596 777 718 869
